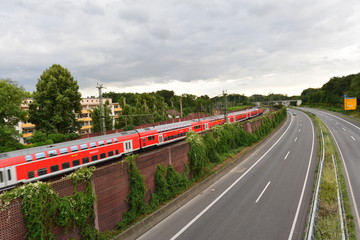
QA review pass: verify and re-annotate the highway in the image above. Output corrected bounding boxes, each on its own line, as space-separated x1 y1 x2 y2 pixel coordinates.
138 109 317 240
301 107 360 236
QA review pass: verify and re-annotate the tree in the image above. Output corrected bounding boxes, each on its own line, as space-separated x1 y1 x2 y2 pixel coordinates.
90 100 114 133
0 79 26 152
29 64 82 134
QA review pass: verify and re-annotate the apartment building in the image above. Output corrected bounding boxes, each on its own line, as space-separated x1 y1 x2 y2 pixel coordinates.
17 98 122 143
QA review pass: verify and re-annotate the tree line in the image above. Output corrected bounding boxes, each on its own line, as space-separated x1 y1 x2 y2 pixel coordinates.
301 72 360 106
1 63 295 153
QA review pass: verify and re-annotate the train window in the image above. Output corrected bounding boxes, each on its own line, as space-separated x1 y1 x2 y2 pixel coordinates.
115 150 119 155
28 171 35 179
38 168 47 176
0 171 3 183
82 157 89 164
70 146 79 152
92 155 98 161
148 136 155 141
62 162 70 169
50 165 59 172
90 142 96 148
98 140 105 146
72 160 80 166
100 153 106 159
108 151 114 157
35 152 46 160
106 139 113 144
80 144 88 150
113 138 118 143
25 155 33 162
60 148 69 154
48 150 57 157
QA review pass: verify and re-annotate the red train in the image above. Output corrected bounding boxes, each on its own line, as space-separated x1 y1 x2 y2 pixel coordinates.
0 108 262 190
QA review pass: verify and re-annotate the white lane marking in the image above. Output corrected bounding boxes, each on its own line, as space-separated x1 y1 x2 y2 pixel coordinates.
294 137 298 142
321 111 360 130
284 151 290 160
255 181 271 203
343 128 346 131
170 114 295 240
298 129 301 132
300 123 302 127
322 121 360 233
288 112 315 240
351 136 356 141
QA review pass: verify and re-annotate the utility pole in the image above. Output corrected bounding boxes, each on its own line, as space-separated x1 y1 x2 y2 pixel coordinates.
223 90 228 123
96 83 106 135
180 97 183 118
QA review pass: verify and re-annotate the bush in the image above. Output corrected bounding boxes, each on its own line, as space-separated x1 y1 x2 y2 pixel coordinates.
48 133 67 143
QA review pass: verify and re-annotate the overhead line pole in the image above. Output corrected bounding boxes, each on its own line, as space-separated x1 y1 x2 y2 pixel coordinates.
97 83 106 135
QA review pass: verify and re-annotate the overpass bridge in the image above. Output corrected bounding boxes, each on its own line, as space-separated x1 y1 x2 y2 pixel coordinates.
255 99 302 107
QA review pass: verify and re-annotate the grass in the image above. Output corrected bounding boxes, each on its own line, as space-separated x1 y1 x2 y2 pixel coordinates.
313 118 356 239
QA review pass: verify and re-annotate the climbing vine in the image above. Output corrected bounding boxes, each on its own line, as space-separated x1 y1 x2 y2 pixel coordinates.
0 166 98 240
116 155 146 230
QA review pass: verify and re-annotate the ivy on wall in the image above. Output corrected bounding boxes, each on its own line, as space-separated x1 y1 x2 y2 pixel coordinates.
187 107 287 178
0 167 99 240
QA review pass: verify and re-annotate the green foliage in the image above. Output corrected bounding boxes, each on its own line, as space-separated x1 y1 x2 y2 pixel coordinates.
29 131 54 147
28 64 82 135
0 79 26 152
186 131 208 178
148 165 191 211
117 155 146 230
47 133 67 143
90 102 113 133
0 167 98 240
301 72 360 106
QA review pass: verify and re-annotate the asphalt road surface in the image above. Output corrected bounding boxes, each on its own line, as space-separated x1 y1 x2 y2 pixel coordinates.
138 109 317 240
301 107 360 236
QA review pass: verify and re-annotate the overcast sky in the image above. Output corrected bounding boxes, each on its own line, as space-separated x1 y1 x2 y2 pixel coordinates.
1 0 360 98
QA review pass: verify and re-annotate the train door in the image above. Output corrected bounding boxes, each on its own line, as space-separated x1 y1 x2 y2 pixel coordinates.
204 123 209 130
0 168 5 188
2 166 17 187
123 140 133 153
158 135 163 144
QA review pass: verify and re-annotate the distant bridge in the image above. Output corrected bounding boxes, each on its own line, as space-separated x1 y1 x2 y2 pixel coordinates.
255 99 302 107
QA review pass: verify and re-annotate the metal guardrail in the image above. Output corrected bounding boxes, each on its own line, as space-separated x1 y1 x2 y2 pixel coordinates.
305 128 347 239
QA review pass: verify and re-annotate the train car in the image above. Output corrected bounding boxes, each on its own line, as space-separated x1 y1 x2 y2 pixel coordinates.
0 107 263 190
0 130 140 189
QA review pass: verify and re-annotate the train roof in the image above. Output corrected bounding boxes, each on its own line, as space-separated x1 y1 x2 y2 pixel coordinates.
0 129 139 159
136 119 196 133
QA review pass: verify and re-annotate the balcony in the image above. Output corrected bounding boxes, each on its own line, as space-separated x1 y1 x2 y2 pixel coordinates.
23 132 33 138
81 125 93 130
22 123 35 129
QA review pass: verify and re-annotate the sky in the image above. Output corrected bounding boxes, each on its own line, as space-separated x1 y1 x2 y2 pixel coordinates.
1 0 360 98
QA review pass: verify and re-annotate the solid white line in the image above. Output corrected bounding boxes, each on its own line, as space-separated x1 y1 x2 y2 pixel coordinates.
170 115 295 240
323 121 360 230
294 137 298 142
255 181 271 203
288 113 315 240
351 136 356 141
284 151 290 160
321 111 360 130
